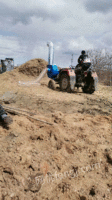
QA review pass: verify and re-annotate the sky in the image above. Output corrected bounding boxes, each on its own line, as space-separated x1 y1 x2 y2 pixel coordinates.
0 0 112 67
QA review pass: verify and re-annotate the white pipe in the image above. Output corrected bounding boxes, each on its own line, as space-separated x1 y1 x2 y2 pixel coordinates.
47 41 54 65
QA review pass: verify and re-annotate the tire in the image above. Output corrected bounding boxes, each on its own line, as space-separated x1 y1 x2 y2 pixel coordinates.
48 80 56 90
88 85 95 94
82 86 88 93
59 74 70 91
88 78 95 94
82 78 95 94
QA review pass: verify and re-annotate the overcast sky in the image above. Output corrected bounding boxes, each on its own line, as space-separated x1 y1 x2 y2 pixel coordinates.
0 0 112 67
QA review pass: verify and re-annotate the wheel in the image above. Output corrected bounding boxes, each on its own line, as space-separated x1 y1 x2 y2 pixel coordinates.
82 79 95 94
82 85 95 94
82 86 88 93
59 74 70 91
48 80 56 90
88 85 95 94
88 78 95 94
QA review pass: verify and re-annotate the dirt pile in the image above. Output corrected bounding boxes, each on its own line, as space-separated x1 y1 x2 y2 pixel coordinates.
0 106 111 199
0 70 112 199
18 58 48 77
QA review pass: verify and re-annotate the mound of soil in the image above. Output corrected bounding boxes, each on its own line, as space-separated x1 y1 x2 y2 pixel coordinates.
18 58 48 77
0 67 112 199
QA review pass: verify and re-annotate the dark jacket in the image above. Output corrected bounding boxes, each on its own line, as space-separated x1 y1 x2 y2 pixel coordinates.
78 54 88 64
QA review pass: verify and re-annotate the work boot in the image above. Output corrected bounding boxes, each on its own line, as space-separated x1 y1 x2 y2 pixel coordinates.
0 104 13 128
3 116 13 126
0 115 13 129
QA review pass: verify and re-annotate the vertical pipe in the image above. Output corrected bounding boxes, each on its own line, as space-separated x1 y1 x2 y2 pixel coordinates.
71 54 73 67
47 42 54 65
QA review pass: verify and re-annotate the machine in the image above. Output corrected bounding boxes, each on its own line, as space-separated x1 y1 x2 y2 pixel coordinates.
47 42 98 94
18 41 98 93
0 58 14 73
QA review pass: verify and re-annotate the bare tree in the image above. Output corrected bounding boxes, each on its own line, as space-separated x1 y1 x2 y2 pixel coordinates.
87 49 112 86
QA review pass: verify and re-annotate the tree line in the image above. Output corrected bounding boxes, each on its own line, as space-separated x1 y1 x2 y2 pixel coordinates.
87 49 112 86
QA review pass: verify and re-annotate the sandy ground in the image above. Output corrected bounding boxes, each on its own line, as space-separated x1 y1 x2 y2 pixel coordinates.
0 69 112 200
